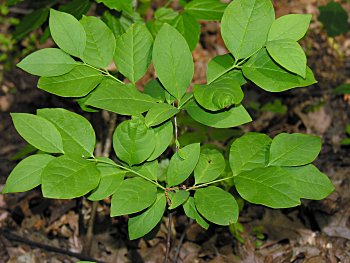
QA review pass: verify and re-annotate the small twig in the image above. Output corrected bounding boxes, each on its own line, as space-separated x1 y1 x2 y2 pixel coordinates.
102 113 117 158
173 219 193 263
164 213 173 263
82 201 98 256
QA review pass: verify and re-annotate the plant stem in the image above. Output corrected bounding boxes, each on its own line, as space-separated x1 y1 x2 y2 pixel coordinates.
83 63 124 84
186 175 234 191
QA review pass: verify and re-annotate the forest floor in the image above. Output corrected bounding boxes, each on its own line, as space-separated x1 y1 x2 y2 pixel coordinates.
1 0 350 262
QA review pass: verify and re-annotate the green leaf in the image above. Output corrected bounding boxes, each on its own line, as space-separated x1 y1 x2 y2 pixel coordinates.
283 165 334 200
88 158 125 201
153 23 194 100
86 79 156 115
143 79 166 103
102 10 125 38
155 7 178 22
172 13 200 51
268 133 321 166
96 0 133 15
184 0 226 21
113 116 156 166
206 54 235 84
194 148 225 184
185 100 252 129
229 133 271 176
334 84 350 94
111 177 157 216
318 2 349 37
49 9 86 58
59 0 91 19
194 76 244 111
128 193 166 240
147 120 173 161
266 40 307 78
194 186 238 225
145 103 179 127
167 143 200 187
242 49 316 92
2 154 54 194
132 160 158 181
221 0 275 59
80 16 116 68
17 48 77 77
38 65 104 97
268 14 312 41
11 113 64 154
169 190 190 209
37 108 96 157
42 155 100 198
235 166 301 208
114 23 153 84
183 197 209 229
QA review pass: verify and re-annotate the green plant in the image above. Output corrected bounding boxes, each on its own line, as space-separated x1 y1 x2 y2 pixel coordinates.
3 0 334 247
318 1 349 37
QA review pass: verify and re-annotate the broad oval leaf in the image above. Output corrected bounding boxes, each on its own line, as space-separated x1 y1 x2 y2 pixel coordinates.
183 197 209 229
11 113 64 154
229 133 271 176
42 155 100 198
185 100 252 129
145 103 179 127
184 0 227 21
38 65 104 97
153 23 194 100
17 48 77 77
242 49 316 92
132 160 158 181
167 143 200 187
128 193 166 240
114 23 153 84
37 108 96 157
113 116 156 166
147 121 174 161
49 9 86 57
268 133 321 166
235 166 301 208
86 79 157 115
266 40 307 78
111 177 157 216
268 14 312 41
194 147 225 184
283 165 334 200
221 0 275 59
194 186 238 225
206 54 235 84
2 154 54 193
80 16 116 68
172 13 200 51
169 190 190 209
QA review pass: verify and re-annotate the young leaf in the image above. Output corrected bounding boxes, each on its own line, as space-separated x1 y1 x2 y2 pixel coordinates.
88 158 125 201
38 65 104 97
86 79 157 115
147 121 174 161
194 76 244 111
229 133 271 176
113 116 156 166
42 155 100 198
268 133 321 166
169 190 190 209
242 49 316 92
172 13 200 51
49 9 86 58
37 108 96 157
206 54 235 84
183 197 209 229
145 103 179 127
17 48 77 77
283 165 334 200
318 2 349 37
114 23 153 84
185 101 252 129
132 160 158 181
11 113 64 154
167 143 200 187
268 14 312 41
2 154 54 194
194 148 225 184
235 166 301 208
221 0 275 59
266 40 307 78
111 177 157 216
184 0 227 21
194 186 238 225
80 16 116 68
153 23 194 100
128 193 166 240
